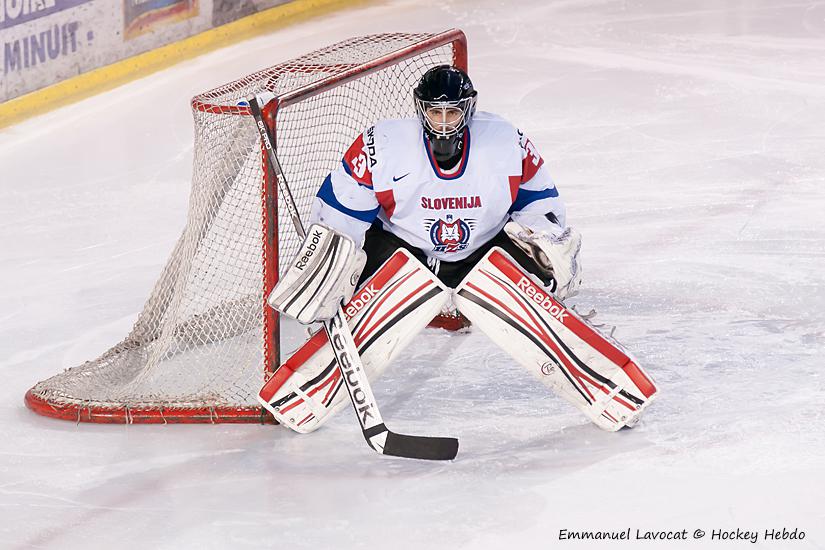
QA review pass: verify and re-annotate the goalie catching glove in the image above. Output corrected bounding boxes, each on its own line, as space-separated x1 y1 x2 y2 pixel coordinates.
268 224 366 324
504 219 582 301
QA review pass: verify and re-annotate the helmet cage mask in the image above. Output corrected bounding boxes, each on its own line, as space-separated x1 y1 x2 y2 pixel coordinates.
414 93 477 139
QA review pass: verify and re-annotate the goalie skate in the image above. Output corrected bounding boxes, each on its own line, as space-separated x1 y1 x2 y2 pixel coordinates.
455 248 657 431
259 249 449 432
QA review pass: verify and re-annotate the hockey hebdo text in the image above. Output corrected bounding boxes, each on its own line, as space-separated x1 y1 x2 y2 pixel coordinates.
557 527 806 544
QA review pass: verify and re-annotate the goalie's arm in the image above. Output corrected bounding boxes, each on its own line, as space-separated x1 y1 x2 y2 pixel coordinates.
509 128 567 232
506 130 581 300
310 128 383 245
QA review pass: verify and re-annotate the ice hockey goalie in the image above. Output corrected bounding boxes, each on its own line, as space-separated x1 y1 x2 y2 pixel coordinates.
260 65 657 434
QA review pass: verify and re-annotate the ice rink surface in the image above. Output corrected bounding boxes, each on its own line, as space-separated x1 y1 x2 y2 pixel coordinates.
2 0 824 548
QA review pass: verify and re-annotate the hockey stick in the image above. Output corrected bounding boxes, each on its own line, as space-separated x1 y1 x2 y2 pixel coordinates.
249 93 458 461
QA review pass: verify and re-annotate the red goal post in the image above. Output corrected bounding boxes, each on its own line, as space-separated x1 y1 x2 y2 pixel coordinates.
25 30 468 424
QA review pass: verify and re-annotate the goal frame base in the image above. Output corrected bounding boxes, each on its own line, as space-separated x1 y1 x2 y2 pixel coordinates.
24 389 277 424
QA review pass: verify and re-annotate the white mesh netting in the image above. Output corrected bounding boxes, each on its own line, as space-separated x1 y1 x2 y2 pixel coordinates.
26 31 464 423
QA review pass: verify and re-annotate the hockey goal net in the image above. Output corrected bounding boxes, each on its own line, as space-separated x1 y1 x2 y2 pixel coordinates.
25 30 468 424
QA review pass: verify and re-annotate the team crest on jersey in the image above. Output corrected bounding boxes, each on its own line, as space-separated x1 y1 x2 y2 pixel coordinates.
426 215 475 253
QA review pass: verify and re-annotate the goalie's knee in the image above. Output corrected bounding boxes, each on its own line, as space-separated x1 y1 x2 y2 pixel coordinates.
259 249 450 432
455 247 658 431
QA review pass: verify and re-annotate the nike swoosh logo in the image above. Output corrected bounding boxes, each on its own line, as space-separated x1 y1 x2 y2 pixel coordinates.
392 173 410 182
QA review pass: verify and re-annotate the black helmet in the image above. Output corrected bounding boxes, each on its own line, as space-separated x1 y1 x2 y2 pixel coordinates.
413 65 477 140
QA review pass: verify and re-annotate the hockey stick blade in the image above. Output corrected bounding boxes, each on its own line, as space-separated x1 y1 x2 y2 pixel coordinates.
384 432 459 461
364 424 458 461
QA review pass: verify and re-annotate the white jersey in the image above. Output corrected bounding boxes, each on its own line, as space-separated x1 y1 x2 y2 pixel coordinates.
309 112 566 262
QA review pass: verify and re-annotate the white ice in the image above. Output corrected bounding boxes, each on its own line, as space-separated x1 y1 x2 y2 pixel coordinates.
1 0 824 548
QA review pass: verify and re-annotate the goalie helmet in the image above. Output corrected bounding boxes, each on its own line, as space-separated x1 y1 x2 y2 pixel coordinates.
413 65 477 169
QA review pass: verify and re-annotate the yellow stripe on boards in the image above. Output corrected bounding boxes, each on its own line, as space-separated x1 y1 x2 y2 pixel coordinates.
0 0 372 130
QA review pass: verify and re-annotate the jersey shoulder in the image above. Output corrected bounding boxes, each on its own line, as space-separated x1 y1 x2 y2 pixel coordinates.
341 119 420 187
471 111 517 131
472 111 545 158
468 112 523 172
469 111 521 147
373 118 422 149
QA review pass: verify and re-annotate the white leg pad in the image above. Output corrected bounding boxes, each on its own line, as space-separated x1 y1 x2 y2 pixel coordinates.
259 249 450 433
454 248 658 431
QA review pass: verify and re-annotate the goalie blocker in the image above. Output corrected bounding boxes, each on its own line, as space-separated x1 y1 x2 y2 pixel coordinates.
267 224 366 324
260 248 449 432
454 248 657 431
